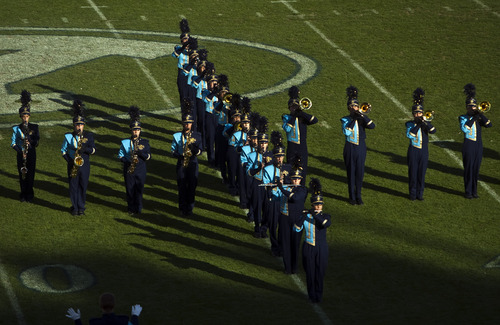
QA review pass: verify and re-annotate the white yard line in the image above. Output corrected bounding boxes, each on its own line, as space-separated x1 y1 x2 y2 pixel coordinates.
0 259 26 325
86 0 175 108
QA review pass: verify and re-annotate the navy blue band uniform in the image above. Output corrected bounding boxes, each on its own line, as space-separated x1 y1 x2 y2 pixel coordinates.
118 106 151 215
405 88 436 201
459 84 492 199
282 86 318 184
172 103 204 216
277 165 307 274
294 178 331 303
61 100 96 216
341 86 375 205
61 130 96 215
11 90 39 202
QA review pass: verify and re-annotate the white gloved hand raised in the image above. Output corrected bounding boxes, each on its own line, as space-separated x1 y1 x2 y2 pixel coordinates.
66 308 81 320
131 304 143 316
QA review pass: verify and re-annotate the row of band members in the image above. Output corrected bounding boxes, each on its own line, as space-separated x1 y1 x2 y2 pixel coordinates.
10 79 491 303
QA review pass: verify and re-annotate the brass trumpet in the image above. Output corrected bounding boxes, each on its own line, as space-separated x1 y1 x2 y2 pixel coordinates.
423 110 435 122
478 101 491 113
299 97 312 110
360 102 372 115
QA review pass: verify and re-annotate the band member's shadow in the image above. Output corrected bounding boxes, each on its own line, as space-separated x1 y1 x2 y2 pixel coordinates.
130 210 257 247
308 153 408 200
117 218 280 271
129 242 300 297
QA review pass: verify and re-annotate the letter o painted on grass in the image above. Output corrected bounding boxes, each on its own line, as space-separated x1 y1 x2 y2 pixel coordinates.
19 264 94 293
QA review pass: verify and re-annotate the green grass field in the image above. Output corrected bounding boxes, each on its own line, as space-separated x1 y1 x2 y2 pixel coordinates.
1 0 499 324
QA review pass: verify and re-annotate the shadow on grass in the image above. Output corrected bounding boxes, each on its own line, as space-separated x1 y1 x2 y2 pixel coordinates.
117 218 276 269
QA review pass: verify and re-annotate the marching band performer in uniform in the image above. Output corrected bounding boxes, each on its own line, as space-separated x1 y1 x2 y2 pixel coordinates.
247 116 273 238
459 84 492 199
214 75 230 184
172 99 203 216
240 112 261 220
235 101 252 209
223 94 243 196
262 131 290 256
11 90 39 203
341 86 375 205
203 72 219 168
294 178 331 303
405 88 436 201
171 19 193 103
192 59 211 138
282 86 317 184
277 154 306 274
118 106 151 215
61 100 96 216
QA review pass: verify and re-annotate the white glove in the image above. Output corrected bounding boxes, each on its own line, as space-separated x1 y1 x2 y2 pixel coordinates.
65 308 81 320
131 304 143 316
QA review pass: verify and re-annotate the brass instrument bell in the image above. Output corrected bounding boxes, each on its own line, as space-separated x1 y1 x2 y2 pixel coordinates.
360 102 372 115
478 101 491 113
223 93 233 105
423 110 434 122
299 97 312 110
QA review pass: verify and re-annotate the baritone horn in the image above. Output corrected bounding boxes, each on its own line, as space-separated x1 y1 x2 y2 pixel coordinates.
478 101 491 113
423 110 435 122
360 102 372 115
299 97 312 110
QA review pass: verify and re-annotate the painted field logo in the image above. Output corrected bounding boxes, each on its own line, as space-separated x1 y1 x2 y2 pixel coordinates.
0 28 317 116
19 264 95 293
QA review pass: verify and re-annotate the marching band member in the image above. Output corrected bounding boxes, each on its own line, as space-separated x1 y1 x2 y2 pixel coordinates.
172 99 203 216
459 83 492 199
191 58 211 137
171 19 193 103
294 178 331 303
341 86 375 205
277 154 306 274
405 88 436 201
247 116 273 238
118 106 151 215
61 100 96 216
11 90 39 203
262 131 290 256
223 94 243 196
234 100 252 209
214 75 230 184
282 86 317 184
203 72 219 168
240 112 261 220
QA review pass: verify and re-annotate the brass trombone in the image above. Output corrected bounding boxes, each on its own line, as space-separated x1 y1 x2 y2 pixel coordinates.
478 101 491 113
299 97 312 110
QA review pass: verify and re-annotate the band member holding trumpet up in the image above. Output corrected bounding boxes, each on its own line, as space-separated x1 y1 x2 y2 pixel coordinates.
118 106 151 215
11 90 39 203
459 84 492 199
282 86 318 185
405 88 436 201
341 86 375 205
171 99 203 216
61 100 96 216
294 178 331 303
